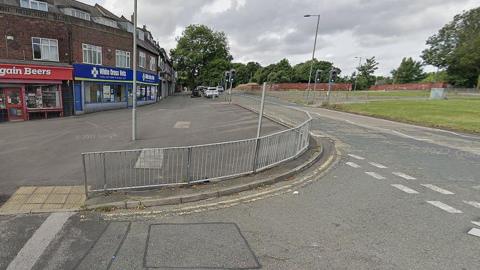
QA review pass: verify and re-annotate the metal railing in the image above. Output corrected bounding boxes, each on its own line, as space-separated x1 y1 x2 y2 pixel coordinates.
82 102 312 195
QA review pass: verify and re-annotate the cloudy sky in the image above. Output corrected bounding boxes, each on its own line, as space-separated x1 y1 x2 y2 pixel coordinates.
81 0 478 76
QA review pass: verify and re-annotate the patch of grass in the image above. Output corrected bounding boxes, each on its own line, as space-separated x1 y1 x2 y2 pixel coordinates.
332 99 480 134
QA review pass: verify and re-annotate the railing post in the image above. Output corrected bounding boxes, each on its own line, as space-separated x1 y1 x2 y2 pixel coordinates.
103 153 107 192
82 154 89 199
252 138 261 173
186 147 192 183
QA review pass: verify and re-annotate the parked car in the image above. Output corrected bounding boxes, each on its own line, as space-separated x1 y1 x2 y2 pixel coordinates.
216 86 225 92
191 87 202 98
204 87 219 98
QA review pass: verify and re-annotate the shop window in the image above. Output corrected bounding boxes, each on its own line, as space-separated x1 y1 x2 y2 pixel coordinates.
82 44 102 65
26 85 61 109
85 83 126 103
116 50 131 68
32 38 59 62
139 52 146 68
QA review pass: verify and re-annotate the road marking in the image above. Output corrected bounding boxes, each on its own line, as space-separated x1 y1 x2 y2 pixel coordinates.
6 212 74 270
426 201 463 214
468 228 480 238
472 221 480 227
392 184 419 194
348 154 365 160
392 172 417 180
369 162 388 169
365 172 386 180
346 162 361 168
421 184 455 195
391 130 433 142
463 201 480 209
174 121 191 128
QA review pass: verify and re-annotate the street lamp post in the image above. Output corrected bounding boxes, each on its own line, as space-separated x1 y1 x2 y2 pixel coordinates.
132 0 138 141
353 56 362 91
304 14 321 103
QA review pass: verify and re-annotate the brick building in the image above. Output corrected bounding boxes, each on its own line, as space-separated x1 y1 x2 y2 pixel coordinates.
0 0 175 122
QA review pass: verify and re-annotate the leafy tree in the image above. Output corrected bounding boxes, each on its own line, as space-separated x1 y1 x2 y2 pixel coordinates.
355 57 379 90
253 59 294 83
391 57 426 83
198 58 231 86
422 7 480 87
422 71 448 83
293 59 335 83
170 25 232 89
232 62 262 86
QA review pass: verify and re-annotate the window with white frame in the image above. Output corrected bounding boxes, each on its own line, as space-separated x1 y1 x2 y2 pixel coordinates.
137 30 145 41
116 50 131 68
32 38 59 61
139 51 146 68
93 17 118 28
71 9 90 21
20 0 48 11
82 44 102 65
149 56 156 71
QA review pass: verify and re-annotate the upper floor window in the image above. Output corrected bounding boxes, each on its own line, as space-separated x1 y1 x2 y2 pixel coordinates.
139 52 146 68
149 56 156 71
20 0 48 11
116 50 131 68
93 17 118 28
71 9 90 21
137 30 145 41
82 44 102 65
32 38 59 61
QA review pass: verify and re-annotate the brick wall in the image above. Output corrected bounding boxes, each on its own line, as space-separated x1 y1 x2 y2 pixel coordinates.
0 13 70 62
236 83 353 91
370 83 448 91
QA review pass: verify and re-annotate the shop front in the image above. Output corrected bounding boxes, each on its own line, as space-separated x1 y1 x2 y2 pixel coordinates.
73 64 159 114
0 63 73 122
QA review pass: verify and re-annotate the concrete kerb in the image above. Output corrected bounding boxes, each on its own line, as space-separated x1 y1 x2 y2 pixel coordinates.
84 137 327 211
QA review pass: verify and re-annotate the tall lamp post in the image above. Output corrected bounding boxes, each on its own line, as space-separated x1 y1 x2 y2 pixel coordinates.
353 56 362 91
132 0 138 141
304 14 321 103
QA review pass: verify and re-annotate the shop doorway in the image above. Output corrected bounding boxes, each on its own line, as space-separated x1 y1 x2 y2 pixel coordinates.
4 88 25 121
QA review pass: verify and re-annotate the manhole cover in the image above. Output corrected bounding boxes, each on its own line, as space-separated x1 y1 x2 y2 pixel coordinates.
145 223 260 269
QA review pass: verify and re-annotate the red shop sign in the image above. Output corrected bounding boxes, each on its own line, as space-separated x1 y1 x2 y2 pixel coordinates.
0 63 73 81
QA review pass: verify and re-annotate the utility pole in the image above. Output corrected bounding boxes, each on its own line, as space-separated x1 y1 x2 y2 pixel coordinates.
304 14 321 103
131 0 138 141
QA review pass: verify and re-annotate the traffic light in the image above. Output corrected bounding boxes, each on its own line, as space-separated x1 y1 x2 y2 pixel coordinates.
330 68 339 82
230 69 236 82
225 71 230 82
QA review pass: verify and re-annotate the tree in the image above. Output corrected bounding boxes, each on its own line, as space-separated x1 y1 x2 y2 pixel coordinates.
391 57 426 83
356 57 379 90
422 7 480 87
293 59 335 83
232 62 262 86
170 25 232 89
422 71 448 83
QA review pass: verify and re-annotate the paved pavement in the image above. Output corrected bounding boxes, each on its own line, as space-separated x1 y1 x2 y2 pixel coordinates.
0 95 283 201
1 96 479 269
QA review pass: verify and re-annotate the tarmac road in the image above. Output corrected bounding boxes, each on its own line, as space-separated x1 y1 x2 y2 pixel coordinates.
1 97 479 270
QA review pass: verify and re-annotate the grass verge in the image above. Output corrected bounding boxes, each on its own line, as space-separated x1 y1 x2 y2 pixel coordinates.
330 99 480 134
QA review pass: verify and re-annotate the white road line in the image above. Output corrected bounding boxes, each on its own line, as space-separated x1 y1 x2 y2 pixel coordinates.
348 154 365 160
421 184 455 195
472 221 480 227
346 162 361 168
7 212 74 270
392 172 417 180
427 201 463 214
365 172 386 180
392 184 419 194
468 228 480 238
369 162 388 169
463 201 480 209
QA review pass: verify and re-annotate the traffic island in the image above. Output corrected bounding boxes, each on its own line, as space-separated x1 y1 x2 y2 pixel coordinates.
84 136 335 211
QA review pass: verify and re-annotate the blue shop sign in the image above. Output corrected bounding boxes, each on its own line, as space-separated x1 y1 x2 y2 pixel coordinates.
137 71 159 84
73 63 133 82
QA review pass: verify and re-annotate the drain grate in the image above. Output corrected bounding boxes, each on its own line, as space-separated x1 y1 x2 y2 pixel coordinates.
144 223 261 269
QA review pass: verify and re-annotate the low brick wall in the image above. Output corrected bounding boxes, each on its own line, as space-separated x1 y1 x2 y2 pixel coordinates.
370 83 447 91
236 83 352 91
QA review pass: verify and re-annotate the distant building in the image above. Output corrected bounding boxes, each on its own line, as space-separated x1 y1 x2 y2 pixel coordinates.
0 0 175 122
